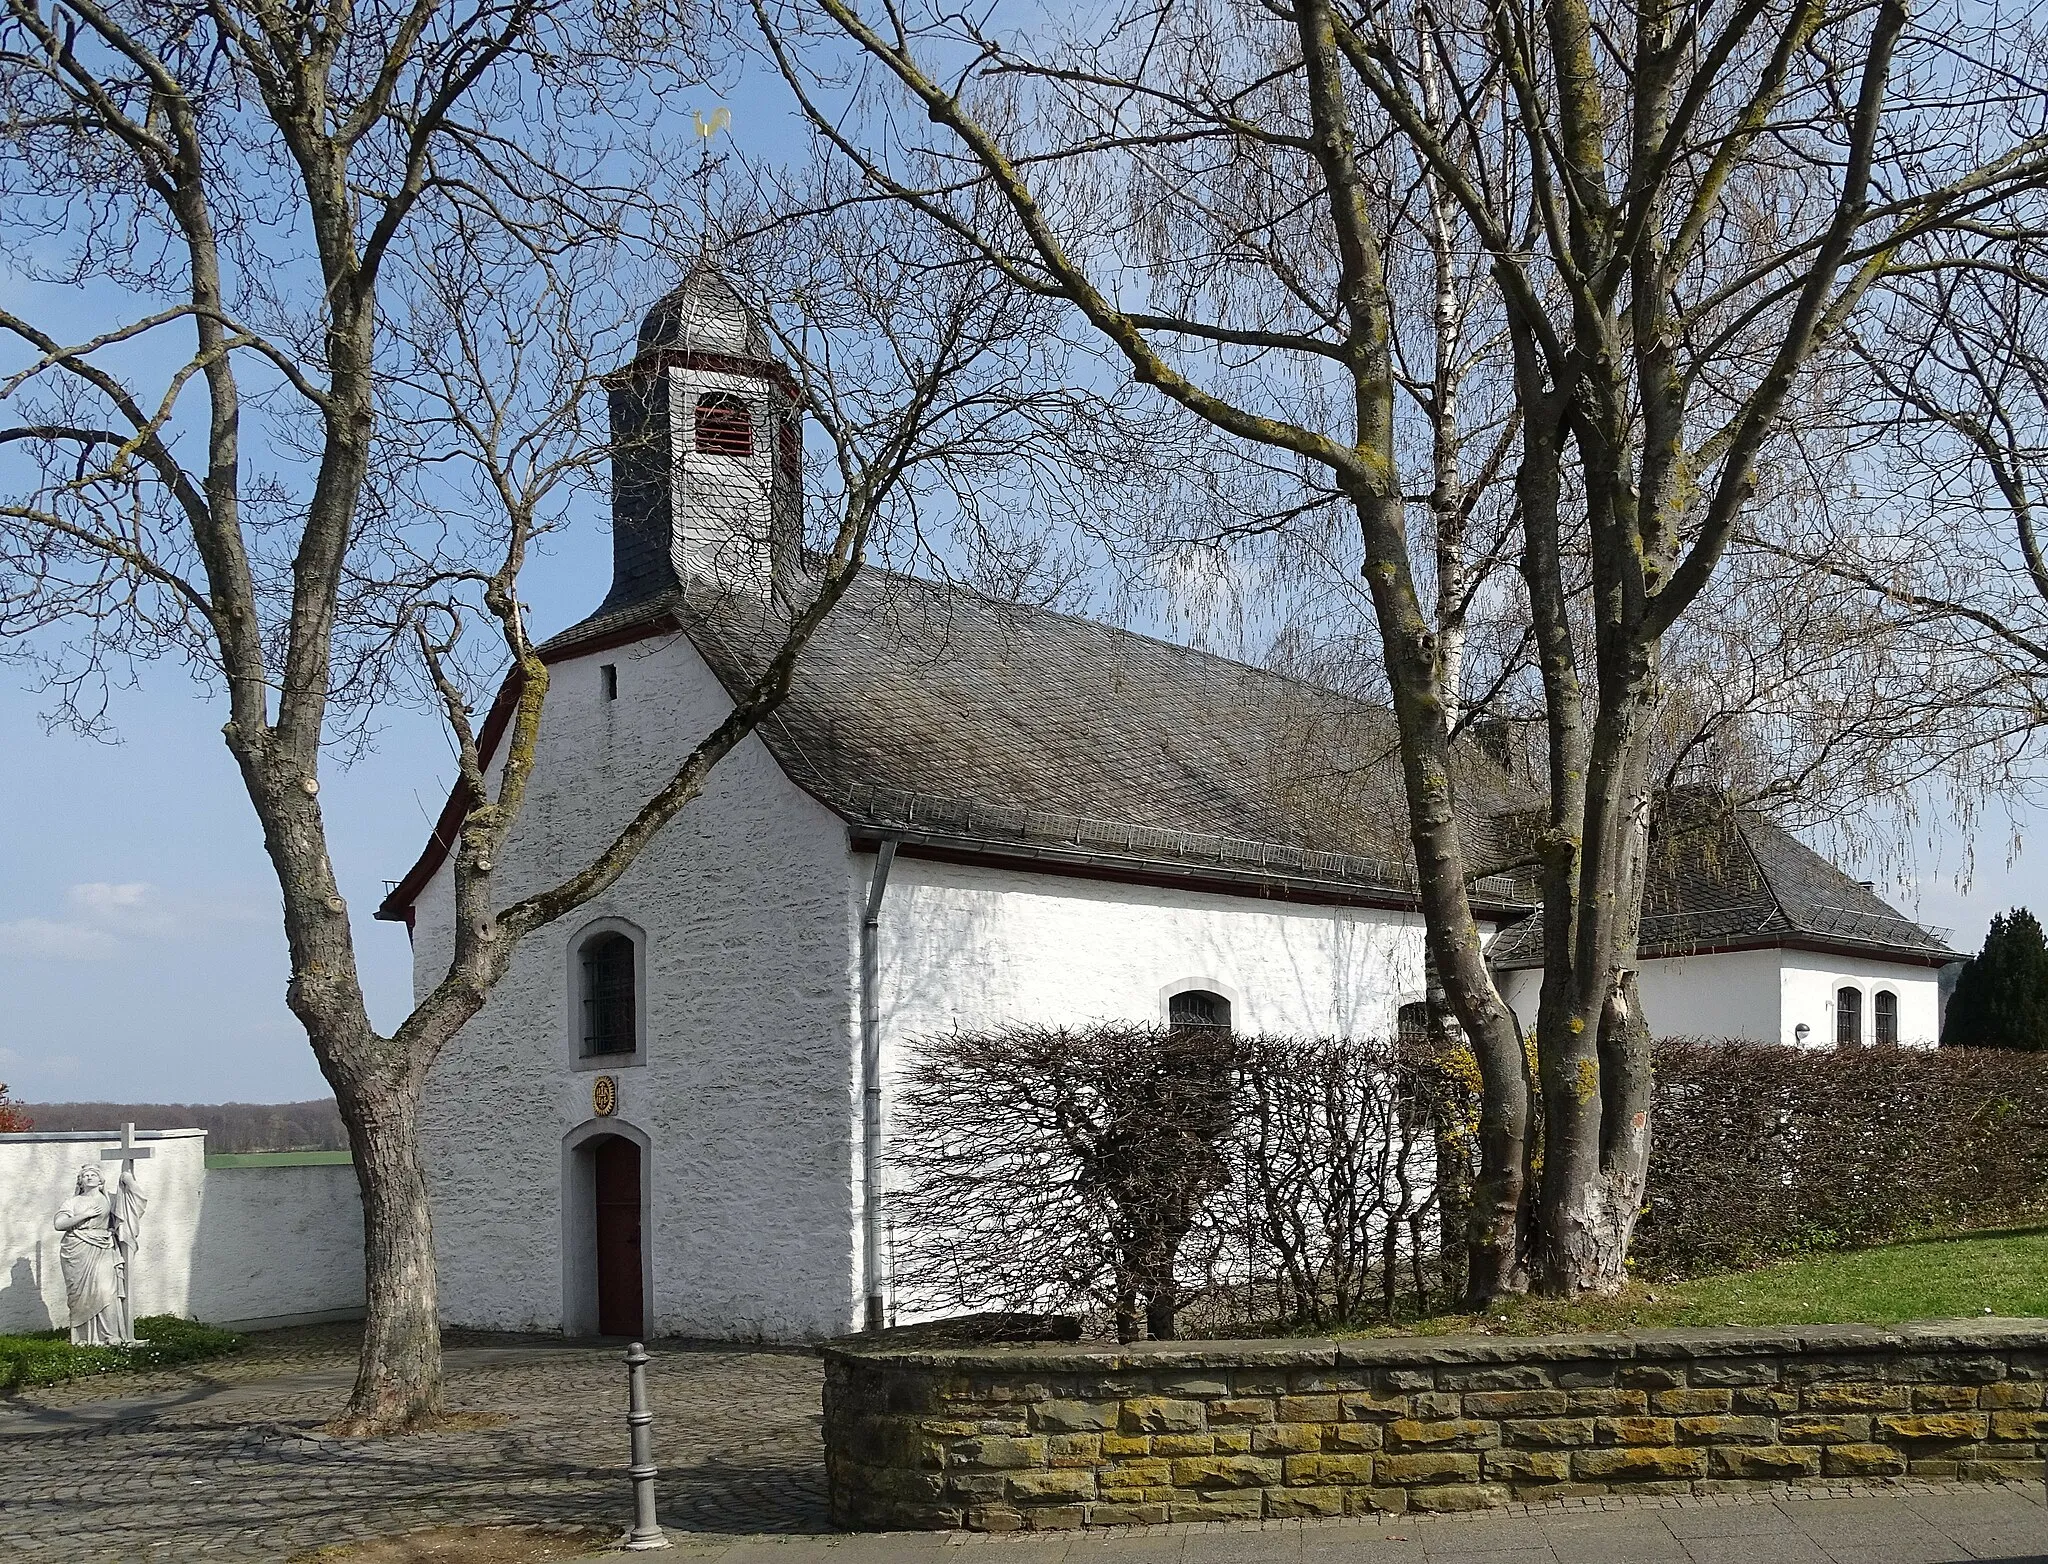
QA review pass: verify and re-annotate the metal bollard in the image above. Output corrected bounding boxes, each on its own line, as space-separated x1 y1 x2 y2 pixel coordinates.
622 1341 671 1550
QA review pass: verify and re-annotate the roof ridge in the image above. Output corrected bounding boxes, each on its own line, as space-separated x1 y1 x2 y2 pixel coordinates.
856 564 1388 708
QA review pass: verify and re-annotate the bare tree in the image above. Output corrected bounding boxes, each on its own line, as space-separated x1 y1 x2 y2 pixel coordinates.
0 0 1127 1428
747 0 2048 1296
1756 257 2048 780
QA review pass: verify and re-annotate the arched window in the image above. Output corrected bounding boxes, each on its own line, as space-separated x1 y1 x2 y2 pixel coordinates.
581 932 638 1057
1169 989 1231 1029
1835 986 1862 1048
1874 989 1899 1047
1397 1001 1430 1049
694 391 753 455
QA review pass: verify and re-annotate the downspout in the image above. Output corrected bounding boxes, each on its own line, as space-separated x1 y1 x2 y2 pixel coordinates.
860 837 898 1332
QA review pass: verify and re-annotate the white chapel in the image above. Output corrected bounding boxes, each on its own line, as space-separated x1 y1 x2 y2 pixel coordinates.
379 270 1960 1342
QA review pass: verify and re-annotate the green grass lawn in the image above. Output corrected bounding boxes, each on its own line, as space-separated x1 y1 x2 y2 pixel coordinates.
0 1315 242 1393
1352 1223 2048 1338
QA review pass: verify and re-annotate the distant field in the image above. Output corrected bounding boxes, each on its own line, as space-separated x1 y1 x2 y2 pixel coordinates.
16 1098 346 1152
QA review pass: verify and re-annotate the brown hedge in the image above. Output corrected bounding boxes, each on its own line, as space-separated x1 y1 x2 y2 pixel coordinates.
1636 1039 2048 1279
891 1029 2048 1335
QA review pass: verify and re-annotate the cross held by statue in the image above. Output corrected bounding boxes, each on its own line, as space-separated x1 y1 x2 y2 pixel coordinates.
100 1123 153 1167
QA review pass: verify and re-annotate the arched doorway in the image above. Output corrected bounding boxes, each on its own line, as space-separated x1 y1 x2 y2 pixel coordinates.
592 1135 644 1338
562 1120 651 1338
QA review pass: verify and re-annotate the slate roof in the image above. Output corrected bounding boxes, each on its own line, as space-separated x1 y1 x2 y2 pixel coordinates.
383 567 1956 966
531 570 1536 909
1483 796 1961 968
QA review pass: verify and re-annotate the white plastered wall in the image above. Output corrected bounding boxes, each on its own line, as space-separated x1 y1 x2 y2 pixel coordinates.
1782 952 1942 1048
865 856 1432 1315
669 366 791 587
411 627 858 1341
1494 945 1942 1047
871 856 1430 1045
186 1163 364 1328
0 1130 362 1332
1633 948 1787 1043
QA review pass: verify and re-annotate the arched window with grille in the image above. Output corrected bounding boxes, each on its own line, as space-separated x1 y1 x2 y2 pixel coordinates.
1874 989 1899 1047
1835 986 1862 1048
581 931 638 1057
693 391 754 455
1168 989 1231 1030
1397 1001 1430 1049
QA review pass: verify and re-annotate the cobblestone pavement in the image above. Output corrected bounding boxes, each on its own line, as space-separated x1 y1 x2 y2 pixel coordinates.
7 1331 2046 1563
644 1483 2048 1563
0 1325 828 1562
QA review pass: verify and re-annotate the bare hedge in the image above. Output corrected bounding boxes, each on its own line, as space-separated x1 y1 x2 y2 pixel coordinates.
888 1024 1239 1342
888 1027 2048 1336
888 1026 1467 1336
1636 1039 2048 1278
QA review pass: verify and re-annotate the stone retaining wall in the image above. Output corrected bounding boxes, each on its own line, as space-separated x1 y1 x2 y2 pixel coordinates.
822 1320 2048 1531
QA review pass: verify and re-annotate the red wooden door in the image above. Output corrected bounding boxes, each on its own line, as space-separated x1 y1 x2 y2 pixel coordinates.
593 1136 644 1338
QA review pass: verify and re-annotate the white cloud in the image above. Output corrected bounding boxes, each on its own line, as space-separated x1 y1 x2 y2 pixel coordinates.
0 881 266 962
0 916 117 960
67 881 182 939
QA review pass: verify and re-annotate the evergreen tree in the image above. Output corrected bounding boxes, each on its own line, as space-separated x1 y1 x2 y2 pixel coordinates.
1943 909 2048 1050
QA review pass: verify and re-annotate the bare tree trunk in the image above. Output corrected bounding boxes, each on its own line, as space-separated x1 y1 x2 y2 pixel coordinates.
1356 483 1529 1303
1532 666 1658 1294
336 1073 442 1430
1145 1287 1178 1341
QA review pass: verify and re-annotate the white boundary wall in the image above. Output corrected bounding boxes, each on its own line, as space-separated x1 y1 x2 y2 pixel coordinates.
0 1129 362 1333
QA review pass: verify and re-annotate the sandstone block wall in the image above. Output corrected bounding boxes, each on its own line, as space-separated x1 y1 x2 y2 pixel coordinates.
823 1321 2048 1531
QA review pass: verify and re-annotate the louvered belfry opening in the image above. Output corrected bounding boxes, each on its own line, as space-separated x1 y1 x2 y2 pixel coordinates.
694 390 754 456
581 932 636 1056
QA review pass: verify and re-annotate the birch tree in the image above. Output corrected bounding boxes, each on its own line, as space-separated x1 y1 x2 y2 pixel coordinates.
749 0 2048 1295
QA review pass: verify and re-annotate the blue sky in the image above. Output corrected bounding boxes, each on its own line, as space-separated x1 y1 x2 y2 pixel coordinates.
0 519 616 1105
0 57 2039 1106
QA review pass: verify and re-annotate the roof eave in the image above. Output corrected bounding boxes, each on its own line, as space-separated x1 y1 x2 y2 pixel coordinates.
847 823 1536 920
1490 930 1963 972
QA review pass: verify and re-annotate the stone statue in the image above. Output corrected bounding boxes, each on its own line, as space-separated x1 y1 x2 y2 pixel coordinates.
52 1161 147 1345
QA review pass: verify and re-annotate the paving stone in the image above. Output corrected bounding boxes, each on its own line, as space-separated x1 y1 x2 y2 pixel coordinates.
1677 1535 1832 1564
0 1323 828 1561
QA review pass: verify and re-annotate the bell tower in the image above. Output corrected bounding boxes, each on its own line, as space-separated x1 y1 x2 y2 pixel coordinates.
602 262 801 610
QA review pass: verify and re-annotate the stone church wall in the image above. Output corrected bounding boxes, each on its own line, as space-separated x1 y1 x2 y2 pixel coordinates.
1 1129 362 1333
413 631 860 1340
824 1321 2048 1530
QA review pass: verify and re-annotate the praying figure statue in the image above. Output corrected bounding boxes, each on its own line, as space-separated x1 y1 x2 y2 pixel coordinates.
52 1161 147 1345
